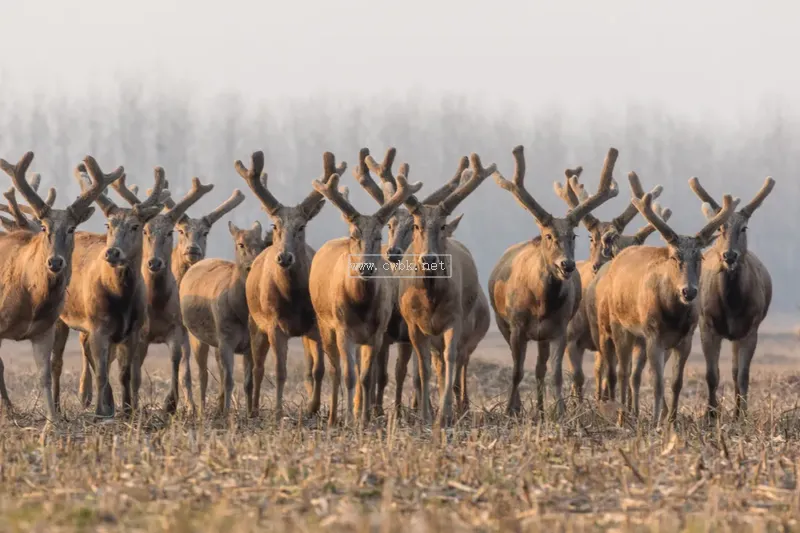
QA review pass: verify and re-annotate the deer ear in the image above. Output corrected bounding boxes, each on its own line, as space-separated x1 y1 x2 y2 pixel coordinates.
444 214 464 237
701 202 717 221
74 205 95 225
228 220 238 235
305 198 326 220
251 220 262 234
700 233 719 248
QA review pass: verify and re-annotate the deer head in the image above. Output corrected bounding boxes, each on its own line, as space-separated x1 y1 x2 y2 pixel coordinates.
354 147 467 263
313 168 422 279
235 150 344 270
75 160 166 268
689 176 775 273
494 146 619 280
632 174 740 303
0 152 122 276
114 175 213 274
227 220 270 276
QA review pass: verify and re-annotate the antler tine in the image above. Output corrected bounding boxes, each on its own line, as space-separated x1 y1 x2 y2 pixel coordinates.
697 194 741 243
137 167 167 209
112 173 143 206
611 172 663 232
688 177 721 213
364 147 397 185
28 173 41 193
44 187 56 207
740 177 775 218
420 155 469 205
166 177 214 223
322 151 347 181
597 148 619 192
0 152 49 219
553 169 580 209
566 176 619 227
493 145 553 225
375 174 424 224
298 151 346 215
204 190 246 226
355 148 386 205
566 172 602 231
633 202 672 244
439 153 495 216
4 187 31 229
631 192 679 245
234 151 283 215
73 157 125 216
312 173 360 221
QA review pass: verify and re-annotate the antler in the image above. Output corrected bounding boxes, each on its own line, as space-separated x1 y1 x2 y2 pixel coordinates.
359 147 395 204
0 152 50 219
165 177 214 224
374 175 423 224
438 153 495 215
631 189 679 245
422 156 469 205
740 177 776 218
299 152 344 215
135 167 167 212
235 151 281 215
553 167 583 208
696 194 740 244
564 148 619 226
688 177 721 213
203 190 246 226
633 202 673 244
3 188 35 231
112 174 143 205
562 167 607 231
610 173 663 232
312 173 360 221
493 145 553 225
74 157 126 217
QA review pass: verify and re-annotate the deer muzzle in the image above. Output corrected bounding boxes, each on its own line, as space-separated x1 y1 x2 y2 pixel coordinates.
104 247 124 265
46 256 65 274
275 251 295 269
147 257 165 273
680 286 698 303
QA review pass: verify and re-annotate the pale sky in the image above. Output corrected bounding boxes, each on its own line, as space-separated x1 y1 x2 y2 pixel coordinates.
2 0 794 116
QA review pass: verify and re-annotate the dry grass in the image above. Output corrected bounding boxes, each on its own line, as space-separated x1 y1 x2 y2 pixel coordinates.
1 332 800 532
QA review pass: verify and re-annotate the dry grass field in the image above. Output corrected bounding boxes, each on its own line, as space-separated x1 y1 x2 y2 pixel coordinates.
1 331 800 532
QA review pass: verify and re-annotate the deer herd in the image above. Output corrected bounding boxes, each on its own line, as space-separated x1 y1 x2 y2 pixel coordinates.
0 145 775 431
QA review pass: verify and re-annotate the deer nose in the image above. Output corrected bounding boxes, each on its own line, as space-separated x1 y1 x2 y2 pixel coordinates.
560 259 576 273
387 247 403 263
185 245 202 257
592 262 601 273
147 257 165 273
104 247 122 264
420 254 439 268
275 252 295 268
681 286 698 302
47 256 65 273
722 251 738 265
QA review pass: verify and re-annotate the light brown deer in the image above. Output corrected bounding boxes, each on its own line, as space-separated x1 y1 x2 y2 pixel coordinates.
237 150 344 419
593 177 739 425
398 153 496 426
310 169 422 425
0 152 119 420
352 147 466 415
98 175 215 415
489 146 619 417
688 176 774 419
51 162 166 417
180 219 270 417
550 165 662 405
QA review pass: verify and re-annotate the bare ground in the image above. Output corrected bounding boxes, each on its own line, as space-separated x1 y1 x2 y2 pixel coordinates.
1 331 800 531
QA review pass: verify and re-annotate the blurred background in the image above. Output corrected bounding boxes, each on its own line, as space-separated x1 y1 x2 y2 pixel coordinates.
2 0 798 327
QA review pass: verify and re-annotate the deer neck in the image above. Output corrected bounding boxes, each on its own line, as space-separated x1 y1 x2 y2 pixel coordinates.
345 270 380 305
101 250 143 296
171 247 194 287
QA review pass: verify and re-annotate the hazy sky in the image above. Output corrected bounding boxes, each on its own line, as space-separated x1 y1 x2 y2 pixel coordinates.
3 0 794 116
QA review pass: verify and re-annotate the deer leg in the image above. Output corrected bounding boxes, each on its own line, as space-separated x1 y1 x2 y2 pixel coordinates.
645 338 666 427
411 346 422 411
535 340 551 417
51 320 69 413
394 342 412 415
190 335 209 415
89 333 114 418
506 325 527 417
594 351 605 402
358 339 381 425
163 330 183 415
0 355 10 415
700 322 723 422
242 347 254 417
78 332 93 409
249 320 269 417
667 336 692 426
30 327 58 422
303 334 325 417
566 338 586 404
372 337 391 418
630 336 647 417
267 328 289 422
408 327 433 424
115 343 134 417
437 325 460 428
217 340 235 418
431 346 445 406
179 329 195 417
734 330 758 420
319 327 341 427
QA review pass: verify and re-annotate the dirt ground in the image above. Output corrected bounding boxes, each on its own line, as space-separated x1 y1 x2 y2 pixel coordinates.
0 330 799 532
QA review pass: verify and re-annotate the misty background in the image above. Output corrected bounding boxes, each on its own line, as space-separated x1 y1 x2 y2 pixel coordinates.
1 1 798 327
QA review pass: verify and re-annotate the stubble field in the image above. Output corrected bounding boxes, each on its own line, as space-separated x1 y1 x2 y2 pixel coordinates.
1 331 800 532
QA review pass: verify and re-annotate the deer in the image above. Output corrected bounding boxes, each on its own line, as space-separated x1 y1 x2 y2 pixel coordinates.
180 217 270 417
688 176 774 420
0 152 120 421
352 147 467 415
309 167 422 425
236 150 344 420
397 153 496 426
489 146 619 417
86 175 215 416
551 165 663 404
51 161 166 417
0 173 55 233
593 174 739 426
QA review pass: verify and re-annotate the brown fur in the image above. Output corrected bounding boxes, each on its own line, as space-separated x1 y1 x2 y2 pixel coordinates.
238 151 343 419
594 175 739 426
489 146 619 417
310 167 422 425
689 176 774 419
0 153 117 421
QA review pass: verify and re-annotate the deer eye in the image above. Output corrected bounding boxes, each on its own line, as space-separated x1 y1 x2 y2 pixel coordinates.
741 227 747 233
67 226 75 234
104 223 110 229
132 225 140 232
238 243 245 249
168 230 173 236
413 224 420 231
571 235 577 241
202 231 209 237
298 225 305 231
545 234 553 241
178 229 185 235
